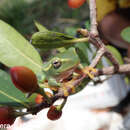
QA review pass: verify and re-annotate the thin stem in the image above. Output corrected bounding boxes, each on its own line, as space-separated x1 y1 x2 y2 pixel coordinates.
90 47 105 68
13 111 30 118
67 37 89 43
59 98 67 110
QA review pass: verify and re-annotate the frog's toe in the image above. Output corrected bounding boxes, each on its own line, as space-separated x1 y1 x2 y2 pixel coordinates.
82 67 97 79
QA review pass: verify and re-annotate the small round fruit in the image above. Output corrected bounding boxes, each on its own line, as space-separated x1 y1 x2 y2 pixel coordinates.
68 0 86 8
0 107 16 125
10 66 38 93
47 106 62 120
35 92 53 104
35 94 43 104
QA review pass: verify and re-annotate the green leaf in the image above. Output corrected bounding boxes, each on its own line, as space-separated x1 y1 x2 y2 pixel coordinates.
0 20 43 74
0 69 29 108
31 31 76 49
106 45 124 65
34 21 48 32
74 43 90 66
121 27 130 43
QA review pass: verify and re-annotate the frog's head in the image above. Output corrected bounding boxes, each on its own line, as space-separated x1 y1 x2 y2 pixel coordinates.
42 48 80 76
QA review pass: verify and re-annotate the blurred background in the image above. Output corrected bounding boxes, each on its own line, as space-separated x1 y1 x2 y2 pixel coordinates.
0 0 89 37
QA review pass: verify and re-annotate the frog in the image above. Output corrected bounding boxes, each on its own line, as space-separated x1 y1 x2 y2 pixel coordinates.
42 47 80 87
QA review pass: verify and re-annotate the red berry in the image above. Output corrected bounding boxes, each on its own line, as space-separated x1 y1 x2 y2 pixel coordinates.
68 0 86 8
47 106 62 120
10 66 38 93
35 92 53 104
0 107 16 125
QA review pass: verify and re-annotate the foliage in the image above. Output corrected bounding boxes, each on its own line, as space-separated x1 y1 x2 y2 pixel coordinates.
121 27 130 43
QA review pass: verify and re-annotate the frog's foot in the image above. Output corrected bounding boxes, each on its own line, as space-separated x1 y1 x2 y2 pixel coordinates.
62 78 77 96
82 67 97 79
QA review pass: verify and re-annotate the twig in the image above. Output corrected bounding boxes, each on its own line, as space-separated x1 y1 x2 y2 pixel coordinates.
89 0 98 36
90 46 105 68
94 64 130 76
78 0 120 72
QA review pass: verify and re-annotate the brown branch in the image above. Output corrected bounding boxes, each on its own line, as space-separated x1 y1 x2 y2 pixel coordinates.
95 37 119 72
89 0 98 36
94 64 130 76
78 0 120 72
90 46 105 68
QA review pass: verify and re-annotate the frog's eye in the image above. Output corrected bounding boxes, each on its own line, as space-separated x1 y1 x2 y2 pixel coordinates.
52 60 61 69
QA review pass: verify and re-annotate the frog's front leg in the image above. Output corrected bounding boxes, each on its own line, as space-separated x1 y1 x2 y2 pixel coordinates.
82 66 97 79
48 77 61 87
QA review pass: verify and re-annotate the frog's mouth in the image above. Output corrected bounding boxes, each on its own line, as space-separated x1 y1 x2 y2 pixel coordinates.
55 65 78 83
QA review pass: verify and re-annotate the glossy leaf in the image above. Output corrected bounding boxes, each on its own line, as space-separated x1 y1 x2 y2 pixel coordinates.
34 21 48 32
0 69 29 108
31 31 76 49
0 20 43 74
121 27 130 43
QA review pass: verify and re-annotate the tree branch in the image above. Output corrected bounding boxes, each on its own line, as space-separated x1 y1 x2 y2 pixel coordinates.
94 64 130 76
89 0 98 36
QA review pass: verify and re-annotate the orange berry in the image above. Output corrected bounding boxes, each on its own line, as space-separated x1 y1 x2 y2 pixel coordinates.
68 0 86 8
35 94 43 104
35 92 53 104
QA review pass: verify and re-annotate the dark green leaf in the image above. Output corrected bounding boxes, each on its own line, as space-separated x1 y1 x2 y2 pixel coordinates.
31 31 76 49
